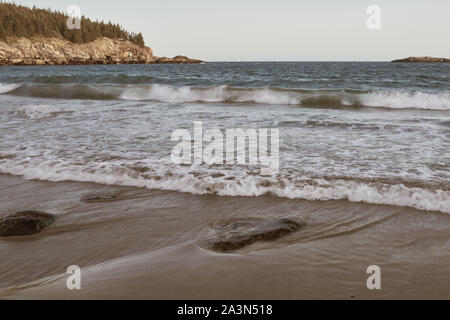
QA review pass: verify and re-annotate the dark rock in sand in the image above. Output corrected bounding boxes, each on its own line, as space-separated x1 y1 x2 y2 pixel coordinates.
0 211 56 237
203 218 304 252
80 193 119 203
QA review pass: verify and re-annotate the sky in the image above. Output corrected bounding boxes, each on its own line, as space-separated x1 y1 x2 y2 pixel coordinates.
9 0 450 61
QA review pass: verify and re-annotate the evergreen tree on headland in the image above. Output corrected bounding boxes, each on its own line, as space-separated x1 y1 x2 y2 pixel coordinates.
0 1 146 47
0 23 6 41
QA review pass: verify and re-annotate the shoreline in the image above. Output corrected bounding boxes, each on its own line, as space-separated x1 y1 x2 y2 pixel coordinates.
0 56 205 66
1 173 449 299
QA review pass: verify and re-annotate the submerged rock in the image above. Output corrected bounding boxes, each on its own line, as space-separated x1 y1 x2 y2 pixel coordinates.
202 218 304 252
80 193 119 203
0 211 57 237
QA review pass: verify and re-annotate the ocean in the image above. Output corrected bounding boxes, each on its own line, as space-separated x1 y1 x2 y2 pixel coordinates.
0 62 449 299
0 62 448 212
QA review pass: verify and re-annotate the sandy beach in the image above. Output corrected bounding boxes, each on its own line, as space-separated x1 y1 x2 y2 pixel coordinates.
1 1 449 304
1 173 449 299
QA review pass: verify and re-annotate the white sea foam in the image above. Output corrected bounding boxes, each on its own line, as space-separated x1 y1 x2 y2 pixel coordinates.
0 83 20 94
119 84 302 105
15 105 62 119
0 158 448 214
357 91 450 110
119 84 450 110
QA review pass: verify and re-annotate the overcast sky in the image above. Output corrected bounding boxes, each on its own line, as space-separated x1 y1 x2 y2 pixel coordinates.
10 0 450 61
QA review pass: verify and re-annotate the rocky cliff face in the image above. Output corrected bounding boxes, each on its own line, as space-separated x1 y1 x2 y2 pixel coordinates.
0 37 154 65
0 37 202 65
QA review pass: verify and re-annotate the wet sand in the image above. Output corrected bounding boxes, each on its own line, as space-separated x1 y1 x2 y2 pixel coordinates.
1 173 449 299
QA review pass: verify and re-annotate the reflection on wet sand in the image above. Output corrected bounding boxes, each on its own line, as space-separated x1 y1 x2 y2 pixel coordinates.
1 174 449 299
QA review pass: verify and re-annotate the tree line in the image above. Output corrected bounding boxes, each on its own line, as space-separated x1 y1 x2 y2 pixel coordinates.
0 2 145 47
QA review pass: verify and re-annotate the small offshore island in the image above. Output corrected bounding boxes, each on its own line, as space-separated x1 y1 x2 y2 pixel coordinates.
392 56 450 63
0 3 203 66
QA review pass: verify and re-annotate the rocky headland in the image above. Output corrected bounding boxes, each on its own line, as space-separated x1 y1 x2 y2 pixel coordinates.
0 37 203 66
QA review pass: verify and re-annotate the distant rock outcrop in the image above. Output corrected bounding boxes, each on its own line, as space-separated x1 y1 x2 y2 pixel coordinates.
391 56 450 63
201 218 304 252
0 211 56 237
155 55 204 64
0 37 203 65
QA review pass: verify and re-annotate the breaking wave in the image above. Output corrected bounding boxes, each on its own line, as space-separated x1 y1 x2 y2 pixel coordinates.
0 158 448 214
1 83 449 110
0 82 21 94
